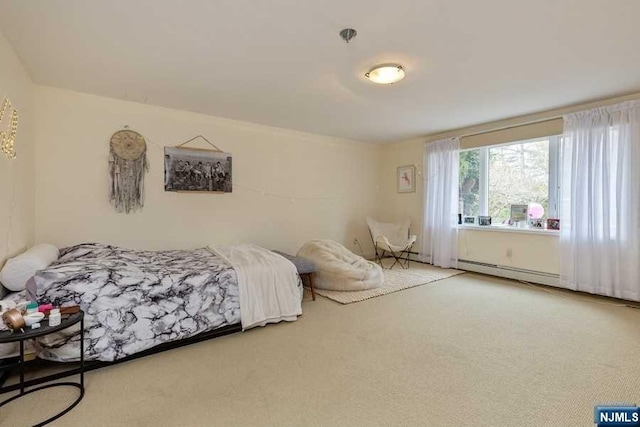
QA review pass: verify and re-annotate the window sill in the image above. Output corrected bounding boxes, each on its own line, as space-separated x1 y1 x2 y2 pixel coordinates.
457 224 560 236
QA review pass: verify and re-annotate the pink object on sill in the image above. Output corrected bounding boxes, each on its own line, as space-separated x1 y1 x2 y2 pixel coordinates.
528 203 544 219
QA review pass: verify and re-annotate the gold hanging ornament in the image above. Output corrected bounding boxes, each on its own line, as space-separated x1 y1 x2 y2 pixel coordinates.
0 98 18 160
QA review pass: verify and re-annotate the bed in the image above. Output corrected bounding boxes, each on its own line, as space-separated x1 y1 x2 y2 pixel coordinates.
1 242 302 363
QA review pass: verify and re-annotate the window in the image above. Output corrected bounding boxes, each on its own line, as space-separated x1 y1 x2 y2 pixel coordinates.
459 149 481 216
459 136 560 224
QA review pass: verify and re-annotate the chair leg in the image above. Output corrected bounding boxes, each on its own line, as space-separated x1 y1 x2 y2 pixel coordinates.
377 249 386 268
403 243 415 269
390 244 413 270
307 273 316 301
388 250 403 269
373 243 382 267
399 248 409 269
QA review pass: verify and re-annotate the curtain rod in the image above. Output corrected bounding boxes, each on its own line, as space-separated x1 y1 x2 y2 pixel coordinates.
459 117 561 139
427 91 640 142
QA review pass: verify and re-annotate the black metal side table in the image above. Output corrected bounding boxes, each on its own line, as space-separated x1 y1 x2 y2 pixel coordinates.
0 310 85 426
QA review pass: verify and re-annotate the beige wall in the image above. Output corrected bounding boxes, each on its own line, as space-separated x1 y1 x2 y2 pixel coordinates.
378 92 640 276
0 30 35 268
377 137 424 243
458 229 559 275
378 137 560 275
34 86 381 255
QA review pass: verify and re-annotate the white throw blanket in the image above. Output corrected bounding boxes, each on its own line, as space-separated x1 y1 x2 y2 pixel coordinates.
209 244 302 330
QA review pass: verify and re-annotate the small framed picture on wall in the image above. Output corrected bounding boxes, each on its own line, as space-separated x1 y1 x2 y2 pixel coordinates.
397 165 416 193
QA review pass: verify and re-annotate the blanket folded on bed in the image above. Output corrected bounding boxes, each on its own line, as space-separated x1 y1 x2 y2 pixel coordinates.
209 244 302 330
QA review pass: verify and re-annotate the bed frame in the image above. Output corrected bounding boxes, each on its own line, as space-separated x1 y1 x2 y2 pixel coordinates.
0 247 308 393
0 322 242 394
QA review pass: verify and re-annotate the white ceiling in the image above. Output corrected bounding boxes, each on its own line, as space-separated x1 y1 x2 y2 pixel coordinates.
1 0 640 143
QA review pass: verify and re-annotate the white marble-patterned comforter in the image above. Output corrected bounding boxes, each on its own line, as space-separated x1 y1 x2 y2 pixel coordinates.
13 243 242 362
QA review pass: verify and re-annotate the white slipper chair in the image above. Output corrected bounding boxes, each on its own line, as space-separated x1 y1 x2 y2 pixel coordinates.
296 239 383 291
366 217 417 269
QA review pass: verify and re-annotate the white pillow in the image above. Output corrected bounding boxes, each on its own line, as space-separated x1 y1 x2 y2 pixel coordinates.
0 243 59 291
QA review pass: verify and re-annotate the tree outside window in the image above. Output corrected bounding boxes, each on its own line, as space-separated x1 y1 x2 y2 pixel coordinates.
459 137 559 224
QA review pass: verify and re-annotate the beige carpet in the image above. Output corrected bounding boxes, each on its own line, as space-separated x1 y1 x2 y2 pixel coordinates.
313 261 464 304
2 273 640 427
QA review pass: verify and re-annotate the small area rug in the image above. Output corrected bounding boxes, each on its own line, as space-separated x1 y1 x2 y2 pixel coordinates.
313 262 464 304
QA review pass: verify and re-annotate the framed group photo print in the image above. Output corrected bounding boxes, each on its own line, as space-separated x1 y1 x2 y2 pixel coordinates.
164 146 232 193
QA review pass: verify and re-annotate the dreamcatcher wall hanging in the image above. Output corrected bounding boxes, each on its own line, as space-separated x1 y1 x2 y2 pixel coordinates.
0 98 18 160
109 128 149 213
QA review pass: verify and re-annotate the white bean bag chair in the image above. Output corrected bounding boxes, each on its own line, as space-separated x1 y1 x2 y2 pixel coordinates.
297 239 383 291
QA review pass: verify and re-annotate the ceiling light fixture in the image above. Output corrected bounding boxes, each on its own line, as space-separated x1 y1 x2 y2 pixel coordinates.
339 28 357 43
365 64 405 85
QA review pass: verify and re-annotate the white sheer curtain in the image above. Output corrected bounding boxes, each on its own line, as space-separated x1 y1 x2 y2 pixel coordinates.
560 101 640 301
422 137 460 268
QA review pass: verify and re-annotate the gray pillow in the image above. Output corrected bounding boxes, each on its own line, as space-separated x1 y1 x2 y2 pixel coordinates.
272 250 316 274
25 277 37 301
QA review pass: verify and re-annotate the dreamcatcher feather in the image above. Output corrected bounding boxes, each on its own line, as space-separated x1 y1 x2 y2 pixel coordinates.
109 129 149 213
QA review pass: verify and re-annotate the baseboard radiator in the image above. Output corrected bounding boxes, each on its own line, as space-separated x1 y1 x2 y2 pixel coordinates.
367 251 559 288
403 252 560 287
457 260 560 287
404 254 640 306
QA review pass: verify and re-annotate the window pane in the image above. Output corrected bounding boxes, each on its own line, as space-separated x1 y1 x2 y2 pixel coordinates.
459 149 480 216
488 140 549 224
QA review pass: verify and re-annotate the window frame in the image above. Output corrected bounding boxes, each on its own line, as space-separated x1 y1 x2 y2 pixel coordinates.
460 135 561 221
